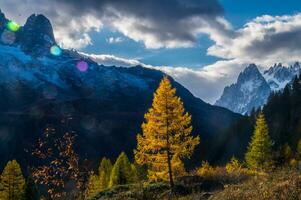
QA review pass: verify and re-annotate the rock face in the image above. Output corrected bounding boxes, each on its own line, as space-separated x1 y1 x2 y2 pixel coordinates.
0 9 8 33
18 14 56 55
216 63 300 115
0 12 241 169
263 62 301 91
215 64 271 114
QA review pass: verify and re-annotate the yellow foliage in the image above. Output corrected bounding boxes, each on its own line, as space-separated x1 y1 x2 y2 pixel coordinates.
226 157 243 174
289 158 297 168
135 77 199 182
197 161 219 177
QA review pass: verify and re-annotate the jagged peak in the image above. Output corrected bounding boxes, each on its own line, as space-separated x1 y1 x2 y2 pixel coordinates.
0 9 8 28
243 63 259 73
19 13 56 55
23 14 54 38
237 64 262 82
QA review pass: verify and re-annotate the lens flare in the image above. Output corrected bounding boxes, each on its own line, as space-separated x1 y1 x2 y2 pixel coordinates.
50 45 62 56
6 21 20 32
1 30 16 44
76 61 88 72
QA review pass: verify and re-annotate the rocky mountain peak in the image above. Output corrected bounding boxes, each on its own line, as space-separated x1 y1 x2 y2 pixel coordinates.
217 62 301 115
215 64 271 115
19 14 55 55
237 64 263 83
0 9 8 32
263 62 301 90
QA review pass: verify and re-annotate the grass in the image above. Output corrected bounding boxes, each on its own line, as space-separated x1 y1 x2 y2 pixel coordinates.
91 167 301 200
209 168 301 200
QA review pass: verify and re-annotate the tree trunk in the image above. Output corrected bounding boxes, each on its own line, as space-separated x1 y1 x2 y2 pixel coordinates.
167 149 174 191
165 92 174 192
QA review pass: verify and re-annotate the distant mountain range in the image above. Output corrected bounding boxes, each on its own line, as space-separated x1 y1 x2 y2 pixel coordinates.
215 63 300 114
0 10 241 169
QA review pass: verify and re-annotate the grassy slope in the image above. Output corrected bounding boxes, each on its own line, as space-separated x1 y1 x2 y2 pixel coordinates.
92 169 301 200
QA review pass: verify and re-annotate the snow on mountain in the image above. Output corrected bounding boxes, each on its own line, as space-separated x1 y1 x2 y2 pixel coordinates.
263 62 301 91
215 64 271 115
216 63 301 115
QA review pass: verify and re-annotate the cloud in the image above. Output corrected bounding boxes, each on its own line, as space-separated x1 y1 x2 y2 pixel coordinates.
0 1 103 49
82 52 243 103
208 14 301 66
80 52 142 67
106 37 123 44
0 0 225 49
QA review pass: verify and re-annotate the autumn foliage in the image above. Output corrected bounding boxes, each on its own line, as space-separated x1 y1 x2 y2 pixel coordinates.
135 76 199 188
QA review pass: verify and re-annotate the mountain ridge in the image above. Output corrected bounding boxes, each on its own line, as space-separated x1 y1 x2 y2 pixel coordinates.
215 63 300 114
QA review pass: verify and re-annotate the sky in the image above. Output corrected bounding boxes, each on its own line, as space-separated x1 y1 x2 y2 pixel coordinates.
1 0 301 103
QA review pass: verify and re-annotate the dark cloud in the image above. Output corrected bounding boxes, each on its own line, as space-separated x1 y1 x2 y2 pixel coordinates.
49 0 224 48
54 0 223 17
1 0 225 48
246 28 301 58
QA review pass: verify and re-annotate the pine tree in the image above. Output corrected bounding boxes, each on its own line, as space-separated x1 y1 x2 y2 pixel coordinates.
98 158 112 191
85 172 101 199
245 113 273 170
23 175 39 200
0 160 25 200
134 76 199 189
109 152 136 187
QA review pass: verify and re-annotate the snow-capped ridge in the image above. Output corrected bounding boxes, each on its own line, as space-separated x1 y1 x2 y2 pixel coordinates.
215 64 270 114
216 62 301 114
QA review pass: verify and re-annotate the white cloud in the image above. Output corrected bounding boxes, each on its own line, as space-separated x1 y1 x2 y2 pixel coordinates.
80 52 142 67
54 14 103 49
106 37 123 44
0 1 103 49
207 13 301 67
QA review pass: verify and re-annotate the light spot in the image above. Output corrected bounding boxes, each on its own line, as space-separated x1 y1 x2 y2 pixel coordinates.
1 30 16 44
76 61 88 72
6 21 20 32
50 45 62 56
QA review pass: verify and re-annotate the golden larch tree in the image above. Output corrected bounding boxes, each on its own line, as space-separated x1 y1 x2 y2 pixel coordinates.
0 160 25 200
134 76 199 188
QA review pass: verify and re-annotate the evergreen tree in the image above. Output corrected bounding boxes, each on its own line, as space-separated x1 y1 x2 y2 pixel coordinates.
23 175 39 200
98 158 112 191
0 160 25 200
109 152 136 187
134 77 199 188
245 113 273 170
85 172 101 199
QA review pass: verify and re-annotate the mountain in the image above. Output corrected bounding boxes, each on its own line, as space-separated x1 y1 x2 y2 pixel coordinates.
215 64 271 115
263 62 301 91
0 11 241 169
216 63 300 114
